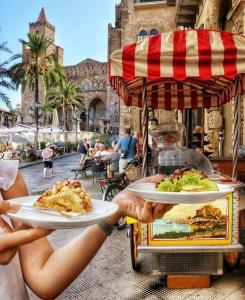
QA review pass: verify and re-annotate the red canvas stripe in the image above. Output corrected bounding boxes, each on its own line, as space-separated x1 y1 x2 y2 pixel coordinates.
138 93 142 108
221 32 237 78
148 35 161 80
204 96 211 109
151 84 158 110
198 30 212 80
122 43 136 80
127 96 133 107
177 82 185 110
164 83 172 110
190 89 198 109
173 31 186 80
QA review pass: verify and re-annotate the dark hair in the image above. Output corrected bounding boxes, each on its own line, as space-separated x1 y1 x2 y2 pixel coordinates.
149 117 158 126
124 127 131 134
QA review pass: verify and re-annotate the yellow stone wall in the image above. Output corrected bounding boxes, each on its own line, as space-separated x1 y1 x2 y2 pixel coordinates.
195 0 245 156
113 0 176 133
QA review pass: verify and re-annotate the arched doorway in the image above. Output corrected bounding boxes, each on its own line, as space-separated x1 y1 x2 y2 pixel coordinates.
88 98 105 133
79 111 87 131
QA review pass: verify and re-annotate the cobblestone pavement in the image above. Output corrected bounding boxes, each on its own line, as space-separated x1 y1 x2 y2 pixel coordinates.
20 153 102 198
20 155 245 300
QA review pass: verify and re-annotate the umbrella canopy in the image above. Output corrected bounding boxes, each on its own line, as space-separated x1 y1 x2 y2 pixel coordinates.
39 127 63 134
109 30 245 110
0 125 36 134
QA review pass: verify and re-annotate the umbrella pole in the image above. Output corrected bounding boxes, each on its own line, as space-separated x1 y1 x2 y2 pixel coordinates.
232 76 240 181
141 78 148 178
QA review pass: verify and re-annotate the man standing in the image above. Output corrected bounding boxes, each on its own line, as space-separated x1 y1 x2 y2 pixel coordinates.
41 142 54 179
77 138 89 164
114 127 137 173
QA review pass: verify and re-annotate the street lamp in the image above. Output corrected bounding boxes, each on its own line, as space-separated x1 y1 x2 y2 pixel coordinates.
29 103 43 148
72 106 80 144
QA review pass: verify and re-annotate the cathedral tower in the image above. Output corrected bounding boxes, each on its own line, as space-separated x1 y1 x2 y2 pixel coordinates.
21 8 63 125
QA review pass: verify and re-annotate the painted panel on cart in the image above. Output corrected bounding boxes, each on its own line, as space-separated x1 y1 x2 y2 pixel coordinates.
148 195 233 245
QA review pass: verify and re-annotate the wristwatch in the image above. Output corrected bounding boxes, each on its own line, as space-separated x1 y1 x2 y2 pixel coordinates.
97 220 114 236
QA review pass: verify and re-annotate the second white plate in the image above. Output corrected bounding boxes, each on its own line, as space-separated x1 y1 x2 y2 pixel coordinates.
127 182 233 204
7 196 118 229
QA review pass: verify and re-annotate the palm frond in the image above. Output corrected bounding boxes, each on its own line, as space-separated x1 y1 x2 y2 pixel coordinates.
0 42 12 54
0 91 12 109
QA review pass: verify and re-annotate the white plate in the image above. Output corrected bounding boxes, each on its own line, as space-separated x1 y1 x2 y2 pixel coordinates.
7 196 118 229
127 183 234 204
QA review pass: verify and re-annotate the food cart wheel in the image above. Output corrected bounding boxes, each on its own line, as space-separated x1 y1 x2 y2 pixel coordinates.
130 223 139 271
224 252 241 270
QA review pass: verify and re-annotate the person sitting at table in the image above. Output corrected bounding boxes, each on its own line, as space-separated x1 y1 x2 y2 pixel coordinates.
94 144 111 158
0 159 172 300
94 138 100 150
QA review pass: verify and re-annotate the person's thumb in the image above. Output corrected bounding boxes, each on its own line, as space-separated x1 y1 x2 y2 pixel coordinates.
0 200 20 214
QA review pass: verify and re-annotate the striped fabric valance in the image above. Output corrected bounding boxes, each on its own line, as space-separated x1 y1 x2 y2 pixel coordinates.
109 30 245 110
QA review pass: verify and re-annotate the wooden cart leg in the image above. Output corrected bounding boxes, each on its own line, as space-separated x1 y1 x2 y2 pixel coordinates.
130 223 139 271
224 252 241 269
224 209 245 269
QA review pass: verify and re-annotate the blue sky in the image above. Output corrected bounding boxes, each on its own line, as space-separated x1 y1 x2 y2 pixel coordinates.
0 0 118 110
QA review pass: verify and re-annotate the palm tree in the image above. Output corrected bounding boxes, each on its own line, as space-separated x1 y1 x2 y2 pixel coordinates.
42 101 54 127
9 31 64 144
46 80 84 141
0 41 15 109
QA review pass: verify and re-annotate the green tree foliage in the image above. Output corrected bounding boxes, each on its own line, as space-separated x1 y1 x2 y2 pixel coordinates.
0 41 15 109
46 80 84 133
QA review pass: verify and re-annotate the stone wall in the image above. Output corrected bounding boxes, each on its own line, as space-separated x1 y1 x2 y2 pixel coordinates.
64 59 108 110
108 0 176 134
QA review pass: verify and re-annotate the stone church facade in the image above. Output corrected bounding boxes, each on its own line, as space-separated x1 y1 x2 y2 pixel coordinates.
64 59 119 135
21 8 119 136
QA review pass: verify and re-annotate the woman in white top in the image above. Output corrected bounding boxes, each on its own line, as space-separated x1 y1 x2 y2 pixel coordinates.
0 160 172 299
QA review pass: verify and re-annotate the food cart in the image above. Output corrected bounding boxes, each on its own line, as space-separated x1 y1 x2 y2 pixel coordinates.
109 29 245 286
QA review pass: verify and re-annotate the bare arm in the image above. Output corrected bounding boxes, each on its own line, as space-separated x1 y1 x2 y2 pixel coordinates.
0 173 50 265
6 173 171 299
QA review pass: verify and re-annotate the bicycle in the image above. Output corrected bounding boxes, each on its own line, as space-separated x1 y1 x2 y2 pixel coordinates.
99 156 143 202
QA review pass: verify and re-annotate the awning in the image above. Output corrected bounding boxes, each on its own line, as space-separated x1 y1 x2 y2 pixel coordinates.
39 127 63 134
0 125 36 134
109 30 245 110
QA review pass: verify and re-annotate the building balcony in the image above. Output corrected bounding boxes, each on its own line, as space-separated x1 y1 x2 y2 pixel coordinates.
176 0 201 27
133 0 174 10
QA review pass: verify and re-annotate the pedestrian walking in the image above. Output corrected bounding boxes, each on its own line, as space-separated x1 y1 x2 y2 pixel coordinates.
114 127 137 173
77 138 89 164
41 142 54 178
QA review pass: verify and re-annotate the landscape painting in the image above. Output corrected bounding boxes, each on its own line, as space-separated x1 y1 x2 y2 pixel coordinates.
149 196 232 246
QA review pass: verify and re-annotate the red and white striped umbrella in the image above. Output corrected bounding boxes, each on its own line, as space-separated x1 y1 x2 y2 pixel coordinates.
109 30 245 110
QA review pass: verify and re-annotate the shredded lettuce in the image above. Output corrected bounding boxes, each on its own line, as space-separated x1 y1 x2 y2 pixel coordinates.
157 170 218 192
